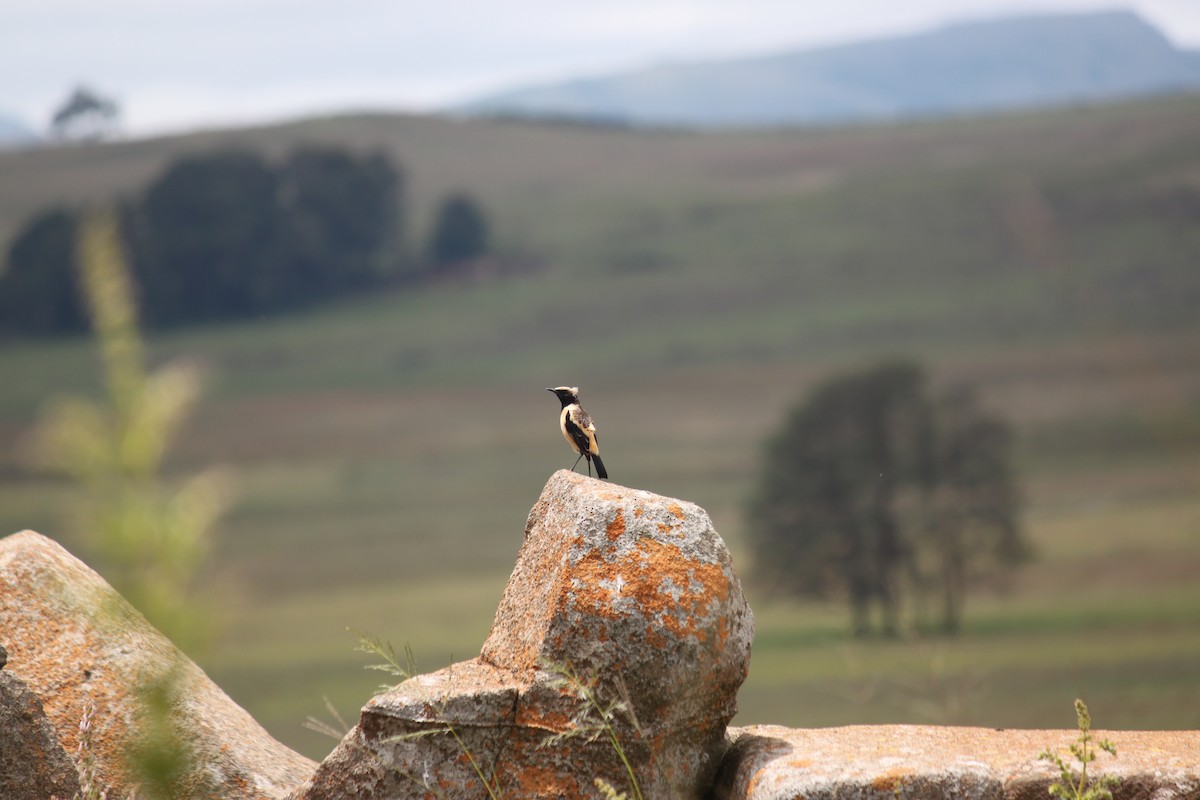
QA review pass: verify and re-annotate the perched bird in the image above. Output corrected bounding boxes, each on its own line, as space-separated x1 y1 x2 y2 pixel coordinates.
547 386 608 479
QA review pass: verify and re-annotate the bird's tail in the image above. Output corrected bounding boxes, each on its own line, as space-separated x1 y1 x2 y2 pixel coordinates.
592 454 608 480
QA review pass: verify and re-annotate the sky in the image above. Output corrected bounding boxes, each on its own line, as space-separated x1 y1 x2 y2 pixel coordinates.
4 0 1200 138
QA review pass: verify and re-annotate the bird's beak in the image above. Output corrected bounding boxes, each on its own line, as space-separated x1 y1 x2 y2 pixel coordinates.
545 388 555 393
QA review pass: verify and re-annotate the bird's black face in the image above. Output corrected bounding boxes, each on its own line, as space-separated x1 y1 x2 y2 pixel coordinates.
547 386 579 407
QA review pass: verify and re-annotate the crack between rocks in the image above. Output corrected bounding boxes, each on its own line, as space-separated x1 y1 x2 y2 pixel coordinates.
474 690 521 795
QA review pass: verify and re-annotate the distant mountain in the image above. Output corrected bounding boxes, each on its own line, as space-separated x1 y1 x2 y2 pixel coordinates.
460 10 1200 127
0 111 39 148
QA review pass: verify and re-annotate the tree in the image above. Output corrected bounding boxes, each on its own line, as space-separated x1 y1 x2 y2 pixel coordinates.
427 193 489 268
747 361 927 635
50 86 120 141
910 384 1026 634
747 360 1025 635
0 208 87 335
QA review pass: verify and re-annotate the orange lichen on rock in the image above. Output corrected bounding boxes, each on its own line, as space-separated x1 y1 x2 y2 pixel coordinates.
515 702 573 733
606 510 626 541
509 763 585 800
872 767 914 792
620 537 730 647
743 767 768 797
551 532 733 654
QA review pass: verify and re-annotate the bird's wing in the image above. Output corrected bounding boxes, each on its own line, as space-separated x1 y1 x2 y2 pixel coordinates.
573 407 595 432
565 408 599 455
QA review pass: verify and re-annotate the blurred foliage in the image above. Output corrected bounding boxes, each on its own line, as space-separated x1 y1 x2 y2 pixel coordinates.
30 210 228 797
129 669 195 800
31 210 228 647
748 360 1026 636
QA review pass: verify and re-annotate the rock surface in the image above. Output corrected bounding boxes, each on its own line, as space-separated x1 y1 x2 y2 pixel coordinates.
0 669 82 800
294 469 755 800
0 529 317 800
11 482 1195 800
714 724 1200 800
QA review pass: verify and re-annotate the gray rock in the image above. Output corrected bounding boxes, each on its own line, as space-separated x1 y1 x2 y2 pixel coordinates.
0 670 82 800
293 469 755 799
0 529 317 800
0 640 7 668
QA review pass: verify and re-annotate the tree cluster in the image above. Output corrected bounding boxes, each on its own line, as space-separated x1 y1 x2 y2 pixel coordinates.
747 360 1026 636
130 148 403 326
0 148 492 335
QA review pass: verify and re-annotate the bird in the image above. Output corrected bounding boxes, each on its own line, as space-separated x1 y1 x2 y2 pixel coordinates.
547 386 608 479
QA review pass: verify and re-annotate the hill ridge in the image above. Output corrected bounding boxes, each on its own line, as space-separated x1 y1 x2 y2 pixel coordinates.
460 9 1200 127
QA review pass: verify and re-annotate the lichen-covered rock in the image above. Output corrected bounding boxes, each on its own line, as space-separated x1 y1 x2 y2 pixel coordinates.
0 530 317 800
294 470 755 800
713 724 1200 800
0 670 82 800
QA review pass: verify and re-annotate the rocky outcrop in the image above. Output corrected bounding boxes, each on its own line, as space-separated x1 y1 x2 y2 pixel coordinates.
7 476 1198 800
293 469 756 800
714 724 1200 800
0 530 317 800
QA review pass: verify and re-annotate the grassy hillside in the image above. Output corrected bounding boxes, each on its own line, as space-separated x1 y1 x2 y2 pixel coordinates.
1 95 1198 759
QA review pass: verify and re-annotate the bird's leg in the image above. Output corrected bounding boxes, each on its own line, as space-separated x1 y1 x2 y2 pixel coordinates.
571 452 584 473
586 455 593 477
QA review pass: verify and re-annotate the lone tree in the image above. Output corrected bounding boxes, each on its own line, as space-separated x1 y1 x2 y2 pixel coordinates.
747 360 1026 636
50 86 120 141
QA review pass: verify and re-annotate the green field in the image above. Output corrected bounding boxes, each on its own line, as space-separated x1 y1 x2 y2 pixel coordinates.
1 95 1198 759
